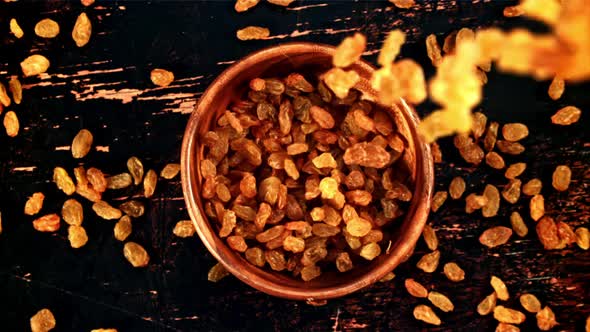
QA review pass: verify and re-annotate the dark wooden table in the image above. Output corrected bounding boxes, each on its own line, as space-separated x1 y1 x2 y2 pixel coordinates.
0 0 588 331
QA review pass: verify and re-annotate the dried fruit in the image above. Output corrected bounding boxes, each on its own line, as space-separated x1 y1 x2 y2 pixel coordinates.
551 165 571 191
491 276 510 301
449 177 465 200
236 26 269 40
68 225 88 248
72 13 92 47
510 212 528 237
359 242 381 260
494 306 526 324
502 179 521 204
502 123 529 142
523 179 542 196
505 163 526 179
25 193 45 216
378 30 405 66
575 227 590 250
413 305 441 326
81 0 95 6
150 69 174 87
428 291 454 312
335 252 353 272
503 5 524 17
496 323 520 332
480 227 512 248
478 293 497 315
143 169 157 198
87 167 107 193
496 140 525 155
35 19 60 38
265 250 286 271
30 308 56 332
9 76 22 105
443 262 465 282
106 173 132 190
519 293 541 313
548 77 564 100
536 306 557 330
323 68 360 99
431 191 447 212
405 278 428 298
33 214 61 232
422 224 438 251
426 34 443 67
235 0 259 12
119 201 145 218
551 106 581 125
161 163 180 179
0 83 10 107
123 242 150 267
486 152 506 169
53 167 76 195
482 184 500 217
416 250 440 273
62 199 83 226
536 216 563 250
114 215 132 241
10 18 24 38
465 193 487 213
71 129 93 158
333 33 366 68
92 201 122 220
208 262 230 282
4 111 19 137
21 55 50 77
127 156 144 185
390 0 415 9
530 194 545 221
484 121 499 151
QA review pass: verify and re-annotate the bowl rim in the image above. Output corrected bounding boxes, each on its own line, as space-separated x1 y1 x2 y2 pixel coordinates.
181 41 434 300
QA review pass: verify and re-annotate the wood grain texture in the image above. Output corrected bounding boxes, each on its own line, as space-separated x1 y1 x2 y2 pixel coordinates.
0 0 588 331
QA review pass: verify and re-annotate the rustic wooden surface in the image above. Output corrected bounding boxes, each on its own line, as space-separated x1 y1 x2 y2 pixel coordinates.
0 0 588 331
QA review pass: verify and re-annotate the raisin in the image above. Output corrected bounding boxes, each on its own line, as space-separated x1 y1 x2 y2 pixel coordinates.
72 13 92 47
502 123 529 142
422 224 438 251
530 194 545 221
536 306 557 331
480 226 512 248
502 179 521 204
68 225 88 248
449 177 466 199
114 215 133 241
505 163 526 179
416 250 440 273
335 252 353 272
431 191 447 212
551 106 581 125
491 276 510 300
519 294 541 313
551 165 571 191
24 192 45 216
413 305 441 326
483 184 500 217
208 262 230 282
33 214 61 232
443 262 465 282
71 129 93 159
30 308 56 332
428 291 454 312
493 306 525 324
522 179 542 196
510 212 528 237
62 199 84 226
486 152 506 169
405 278 428 298
478 293 497 316
123 242 150 267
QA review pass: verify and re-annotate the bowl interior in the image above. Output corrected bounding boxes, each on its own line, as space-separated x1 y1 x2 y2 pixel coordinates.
181 43 433 300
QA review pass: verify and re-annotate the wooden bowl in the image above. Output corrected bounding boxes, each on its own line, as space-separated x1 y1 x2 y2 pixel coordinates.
181 42 434 301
